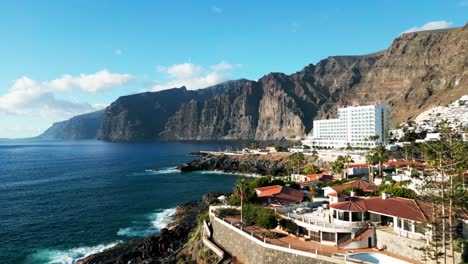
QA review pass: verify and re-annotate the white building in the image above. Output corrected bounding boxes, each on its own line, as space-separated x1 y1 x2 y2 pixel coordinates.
303 105 390 148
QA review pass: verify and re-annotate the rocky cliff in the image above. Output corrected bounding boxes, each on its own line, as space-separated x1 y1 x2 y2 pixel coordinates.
45 25 468 141
38 110 104 140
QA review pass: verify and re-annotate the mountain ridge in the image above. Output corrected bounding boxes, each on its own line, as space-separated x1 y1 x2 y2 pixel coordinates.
40 24 467 141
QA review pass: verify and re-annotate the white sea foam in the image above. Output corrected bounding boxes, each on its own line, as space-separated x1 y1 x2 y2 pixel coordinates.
144 167 179 174
29 241 120 264
196 170 261 178
128 168 179 177
117 208 177 238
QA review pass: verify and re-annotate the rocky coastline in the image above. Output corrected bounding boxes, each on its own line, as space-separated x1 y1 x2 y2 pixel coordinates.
77 193 222 264
177 153 290 176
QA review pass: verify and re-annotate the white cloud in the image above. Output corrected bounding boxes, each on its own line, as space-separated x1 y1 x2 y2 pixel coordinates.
115 49 123 55
0 70 134 118
210 61 241 71
152 61 240 91
402 20 453 34
46 70 134 93
211 6 222 14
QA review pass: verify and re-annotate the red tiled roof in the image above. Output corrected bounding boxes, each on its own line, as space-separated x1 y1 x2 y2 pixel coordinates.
329 180 378 194
330 197 434 222
256 185 304 205
255 185 283 197
384 160 426 167
345 164 368 169
306 174 324 181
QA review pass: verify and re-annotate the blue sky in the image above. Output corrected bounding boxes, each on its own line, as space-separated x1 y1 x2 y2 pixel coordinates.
0 0 467 138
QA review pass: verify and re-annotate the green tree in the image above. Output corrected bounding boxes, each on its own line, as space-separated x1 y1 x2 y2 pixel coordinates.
331 156 345 175
256 208 278 229
234 177 249 223
421 123 468 263
286 152 305 175
343 155 354 179
279 218 298 234
369 145 388 179
303 163 322 175
270 179 285 186
366 153 378 183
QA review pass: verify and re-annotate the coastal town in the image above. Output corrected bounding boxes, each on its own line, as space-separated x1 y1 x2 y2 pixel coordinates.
186 97 468 264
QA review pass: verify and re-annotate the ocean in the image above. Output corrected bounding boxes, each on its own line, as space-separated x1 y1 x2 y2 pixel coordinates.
0 140 246 264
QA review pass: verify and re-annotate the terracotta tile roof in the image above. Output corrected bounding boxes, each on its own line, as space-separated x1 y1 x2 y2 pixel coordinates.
255 185 283 197
330 196 434 222
384 160 426 167
306 174 324 181
329 180 378 194
331 197 367 211
344 164 369 169
255 185 304 205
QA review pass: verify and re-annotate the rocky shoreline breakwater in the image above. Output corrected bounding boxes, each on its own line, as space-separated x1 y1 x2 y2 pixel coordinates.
178 153 290 176
77 193 222 264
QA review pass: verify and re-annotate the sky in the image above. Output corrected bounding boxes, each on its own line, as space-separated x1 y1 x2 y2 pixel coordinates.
0 0 467 138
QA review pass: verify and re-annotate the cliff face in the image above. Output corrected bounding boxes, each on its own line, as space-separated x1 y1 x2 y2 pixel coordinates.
49 25 467 142
38 110 104 140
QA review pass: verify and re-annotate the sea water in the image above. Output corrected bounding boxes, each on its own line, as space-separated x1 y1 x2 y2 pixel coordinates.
0 140 245 264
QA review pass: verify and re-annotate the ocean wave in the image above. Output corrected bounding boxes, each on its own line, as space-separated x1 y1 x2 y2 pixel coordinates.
117 208 177 238
128 168 179 177
29 241 120 264
196 170 261 178
144 167 179 174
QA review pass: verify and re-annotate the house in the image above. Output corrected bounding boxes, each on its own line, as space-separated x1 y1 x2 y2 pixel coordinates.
255 185 304 206
344 163 369 177
323 180 378 204
283 193 436 249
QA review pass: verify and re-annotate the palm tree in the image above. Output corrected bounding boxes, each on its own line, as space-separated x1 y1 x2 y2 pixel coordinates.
234 177 248 223
343 155 353 179
365 153 377 183
369 145 388 179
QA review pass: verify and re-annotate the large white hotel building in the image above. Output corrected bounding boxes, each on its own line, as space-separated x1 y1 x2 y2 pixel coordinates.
303 105 390 148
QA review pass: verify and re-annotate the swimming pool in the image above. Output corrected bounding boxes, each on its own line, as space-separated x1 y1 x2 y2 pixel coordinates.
348 253 410 264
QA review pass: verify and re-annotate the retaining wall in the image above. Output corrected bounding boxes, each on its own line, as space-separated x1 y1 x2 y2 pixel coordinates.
210 214 340 264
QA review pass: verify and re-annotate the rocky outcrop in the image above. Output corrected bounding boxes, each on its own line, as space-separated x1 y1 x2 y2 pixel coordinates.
178 153 291 176
44 25 468 142
77 194 221 264
38 110 104 140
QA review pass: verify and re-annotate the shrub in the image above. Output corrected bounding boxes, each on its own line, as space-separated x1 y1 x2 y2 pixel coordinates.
286 181 301 190
264 231 280 238
249 177 270 188
197 211 209 225
341 186 365 196
256 208 278 229
271 179 285 186
242 204 257 225
215 208 240 218
227 195 240 206
279 218 298 234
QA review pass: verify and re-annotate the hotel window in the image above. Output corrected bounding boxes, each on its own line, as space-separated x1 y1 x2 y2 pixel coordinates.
352 212 362 222
322 232 335 242
338 211 345 220
403 220 412 232
414 222 426 234
310 231 320 242
364 212 370 221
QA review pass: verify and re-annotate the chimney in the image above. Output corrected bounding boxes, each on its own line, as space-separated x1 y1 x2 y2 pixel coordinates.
350 191 355 197
381 192 388 200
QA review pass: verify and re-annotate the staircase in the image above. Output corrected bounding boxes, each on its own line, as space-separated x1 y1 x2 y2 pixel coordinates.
338 228 375 249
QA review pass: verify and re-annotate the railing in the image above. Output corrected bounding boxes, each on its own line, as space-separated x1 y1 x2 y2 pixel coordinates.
210 211 344 264
287 213 366 231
